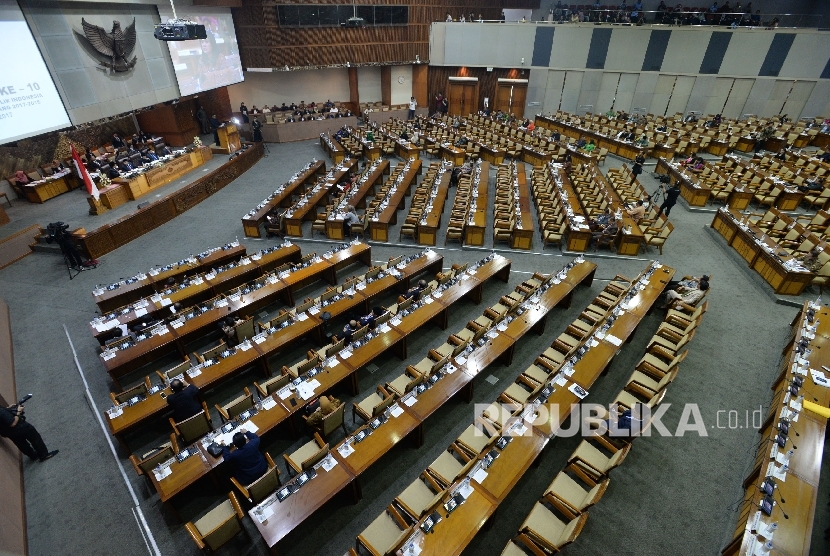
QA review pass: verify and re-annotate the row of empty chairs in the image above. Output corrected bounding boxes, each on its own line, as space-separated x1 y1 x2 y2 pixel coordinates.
501 300 705 554
399 162 446 242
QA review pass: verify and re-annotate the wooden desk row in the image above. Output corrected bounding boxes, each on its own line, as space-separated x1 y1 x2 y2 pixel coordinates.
496 161 535 250
241 159 329 238
105 250 445 443
416 169 451 247
93 244 247 312
463 161 490 247
325 159 389 240
534 115 648 161
368 159 423 242
534 163 592 252
358 261 673 556
19 170 78 203
142 255 511 510
711 208 813 295
100 243 372 384
723 155 805 212
91 244 302 340
722 301 830 556
249 258 598 554
579 162 645 256
283 160 361 237
319 133 345 165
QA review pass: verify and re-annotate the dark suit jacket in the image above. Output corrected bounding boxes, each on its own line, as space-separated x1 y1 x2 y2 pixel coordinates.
222 432 268 485
166 384 202 422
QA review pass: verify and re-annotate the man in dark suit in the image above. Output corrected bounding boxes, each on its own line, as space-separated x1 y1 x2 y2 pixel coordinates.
166 379 202 422
222 430 268 485
118 159 134 173
210 115 221 145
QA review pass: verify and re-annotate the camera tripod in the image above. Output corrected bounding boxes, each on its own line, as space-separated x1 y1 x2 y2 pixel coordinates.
58 244 83 280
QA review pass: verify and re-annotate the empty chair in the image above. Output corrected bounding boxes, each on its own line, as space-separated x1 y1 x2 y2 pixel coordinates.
356 504 412 556
567 435 631 480
128 434 179 485
352 385 395 423
216 387 255 423
170 407 213 445
110 376 152 405
544 466 610 515
518 502 588 553
184 492 246 552
283 432 329 476
455 423 498 457
394 472 445 520
426 444 475 487
253 368 291 398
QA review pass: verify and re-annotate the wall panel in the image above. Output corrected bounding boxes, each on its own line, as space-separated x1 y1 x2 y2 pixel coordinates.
227 68 351 108
550 26 592 70
577 71 602 113
665 75 695 117
743 79 777 117
649 74 676 116
613 73 639 113
605 28 650 72
781 81 816 120
779 33 830 79
631 72 658 114
543 70 566 114
801 80 830 119
721 78 754 119
660 29 711 75
719 32 774 77
595 72 620 114
358 66 383 103
561 71 584 114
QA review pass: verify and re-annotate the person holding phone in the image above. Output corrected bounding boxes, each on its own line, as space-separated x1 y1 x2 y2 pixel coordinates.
0 399 58 462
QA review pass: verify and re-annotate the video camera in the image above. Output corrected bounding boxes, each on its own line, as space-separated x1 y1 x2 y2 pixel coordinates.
46 222 70 243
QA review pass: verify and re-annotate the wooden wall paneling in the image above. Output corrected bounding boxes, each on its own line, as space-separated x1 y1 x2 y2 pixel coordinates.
428 66 519 114
381 66 392 106
412 64 428 108
349 66 360 111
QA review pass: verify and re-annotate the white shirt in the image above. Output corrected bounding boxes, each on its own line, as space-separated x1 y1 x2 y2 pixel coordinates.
409 99 417 110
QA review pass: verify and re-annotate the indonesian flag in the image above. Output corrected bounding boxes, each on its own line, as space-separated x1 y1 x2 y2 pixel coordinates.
71 143 99 201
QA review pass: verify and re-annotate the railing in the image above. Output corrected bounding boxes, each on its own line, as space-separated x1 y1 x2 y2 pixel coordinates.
440 11 825 29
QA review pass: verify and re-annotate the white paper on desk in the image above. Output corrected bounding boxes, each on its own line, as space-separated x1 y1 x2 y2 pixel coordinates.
379 323 391 334
297 313 309 322
356 282 366 291
153 466 173 481
107 406 123 419
134 308 148 318
749 510 762 533
590 338 599 348
187 367 202 378
424 297 434 305
267 275 278 285
277 387 291 400
605 334 623 346
389 404 404 418
569 383 589 399
171 319 184 329
238 342 252 352
216 299 229 307
320 454 337 472
486 330 499 340
775 451 791 467
403 395 418 407
797 357 809 367
261 396 277 410
766 461 787 482
160 298 172 307
323 253 332 259
552 279 561 285
102 351 116 361
240 258 251 266
432 290 442 299
338 442 355 458
296 381 317 400
150 294 162 303
255 505 274 523
153 327 169 336
239 422 259 434
308 305 321 316
555 375 568 387
472 467 489 484
456 356 467 366
254 334 266 344
444 364 456 375
205 272 216 280
229 294 241 302
340 349 353 359
789 399 802 412
792 364 806 377
391 317 402 326
496 321 508 332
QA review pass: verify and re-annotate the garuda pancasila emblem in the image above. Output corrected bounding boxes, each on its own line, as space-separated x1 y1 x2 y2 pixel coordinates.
81 18 138 73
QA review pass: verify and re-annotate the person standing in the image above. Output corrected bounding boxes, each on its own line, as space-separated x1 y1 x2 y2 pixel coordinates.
0 400 59 462
408 97 417 120
252 117 263 142
657 182 681 216
239 102 249 123
210 114 221 146
196 106 210 135
631 157 643 184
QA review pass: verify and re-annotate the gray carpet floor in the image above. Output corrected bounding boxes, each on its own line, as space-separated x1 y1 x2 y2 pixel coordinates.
1 138 828 556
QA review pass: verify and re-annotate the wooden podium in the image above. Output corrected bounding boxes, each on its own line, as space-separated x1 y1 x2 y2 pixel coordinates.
213 124 241 154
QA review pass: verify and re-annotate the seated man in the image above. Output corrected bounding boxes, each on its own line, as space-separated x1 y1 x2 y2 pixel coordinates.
358 307 385 329
166 379 202 423
117 159 134 173
106 166 121 179
666 274 710 291
401 279 428 302
141 149 159 163
221 316 245 346
662 278 709 309
626 200 646 223
341 320 360 343
221 430 268 486
588 208 613 231
592 219 619 243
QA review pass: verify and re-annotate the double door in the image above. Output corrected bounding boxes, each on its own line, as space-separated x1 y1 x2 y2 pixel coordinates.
494 82 527 118
448 80 479 116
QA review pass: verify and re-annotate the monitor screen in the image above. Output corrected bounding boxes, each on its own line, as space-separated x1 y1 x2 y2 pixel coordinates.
0 0 70 144
159 7 244 97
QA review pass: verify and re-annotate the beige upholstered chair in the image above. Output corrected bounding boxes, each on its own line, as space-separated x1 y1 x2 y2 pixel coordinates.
110 376 152 405
170 407 213 445
184 492 246 552
567 436 631 480
283 432 328 476
426 444 475 487
356 504 412 556
544 468 610 515
128 433 179 484
394 471 445 520
253 368 291 398
352 385 395 424
216 387 255 423
519 502 588 553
